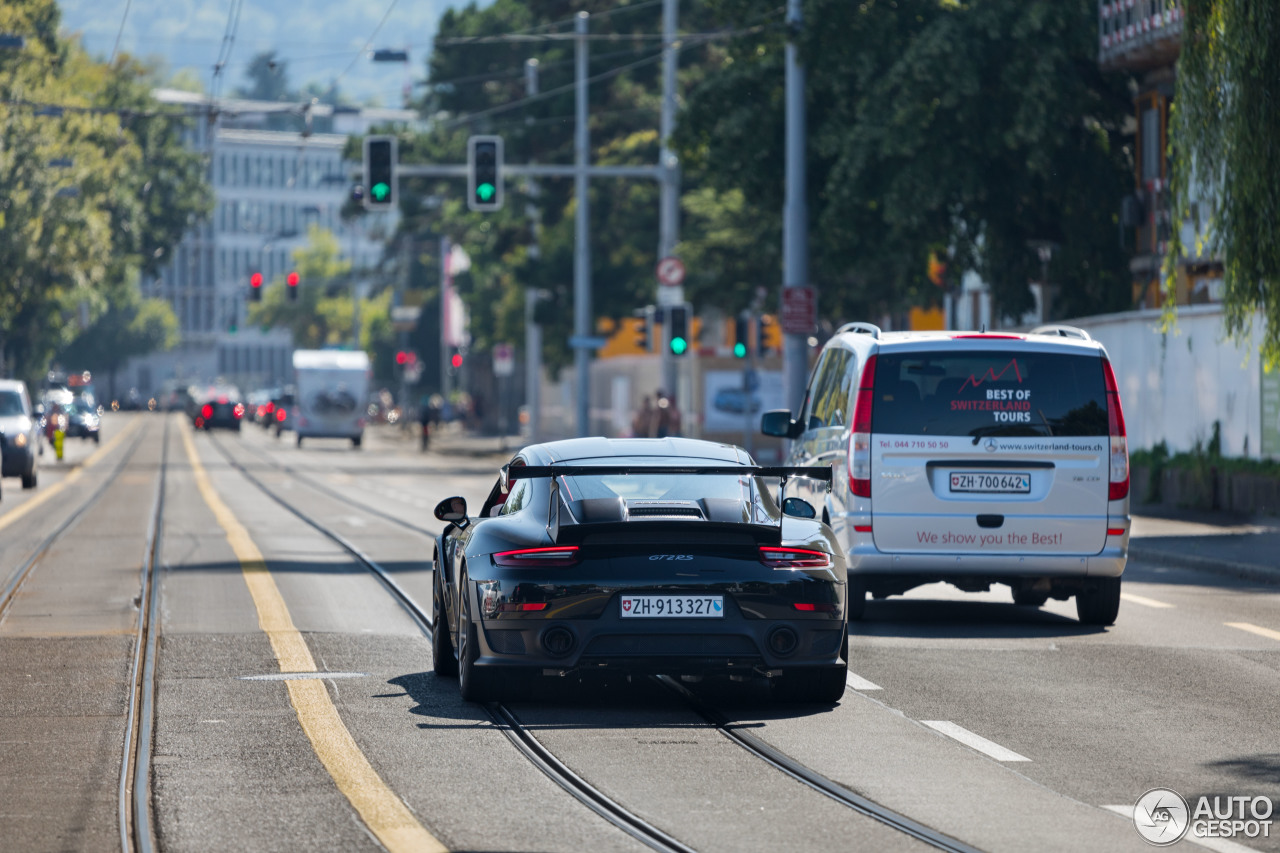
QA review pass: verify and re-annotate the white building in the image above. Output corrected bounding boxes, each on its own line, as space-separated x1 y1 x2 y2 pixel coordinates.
121 90 420 398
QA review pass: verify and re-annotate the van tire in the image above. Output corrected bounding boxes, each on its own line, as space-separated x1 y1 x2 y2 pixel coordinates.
1076 577 1121 625
847 574 868 621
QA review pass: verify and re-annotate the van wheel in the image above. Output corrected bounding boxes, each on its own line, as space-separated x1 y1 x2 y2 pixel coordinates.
352 436 362 448
1076 577 1121 625
1012 588 1049 607
847 574 867 621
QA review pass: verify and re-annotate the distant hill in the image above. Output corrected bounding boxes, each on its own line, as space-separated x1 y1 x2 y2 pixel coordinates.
56 0 467 106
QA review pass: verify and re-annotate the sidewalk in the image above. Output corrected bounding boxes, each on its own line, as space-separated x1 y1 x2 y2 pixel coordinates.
1129 503 1280 585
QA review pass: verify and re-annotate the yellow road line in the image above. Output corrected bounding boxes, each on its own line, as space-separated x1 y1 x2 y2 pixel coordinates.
0 415 143 534
1225 622 1280 643
1119 591 1175 609
179 421 447 853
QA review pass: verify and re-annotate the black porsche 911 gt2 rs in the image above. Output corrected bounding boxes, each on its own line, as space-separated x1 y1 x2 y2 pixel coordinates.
430 437 849 703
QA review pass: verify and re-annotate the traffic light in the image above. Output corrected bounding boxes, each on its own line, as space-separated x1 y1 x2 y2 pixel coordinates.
733 315 750 358
363 135 397 211
467 135 503 212
249 271 263 302
286 270 299 302
667 304 689 356
450 349 464 370
633 306 653 352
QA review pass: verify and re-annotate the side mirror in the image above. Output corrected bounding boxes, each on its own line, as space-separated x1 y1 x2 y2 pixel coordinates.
760 409 800 438
434 496 469 527
781 497 817 519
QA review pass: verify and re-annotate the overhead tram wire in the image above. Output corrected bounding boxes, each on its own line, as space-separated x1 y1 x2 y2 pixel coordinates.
108 0 134 66
318 0 401 107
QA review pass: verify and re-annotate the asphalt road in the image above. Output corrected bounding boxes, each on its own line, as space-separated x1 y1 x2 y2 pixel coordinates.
1 411 1277 852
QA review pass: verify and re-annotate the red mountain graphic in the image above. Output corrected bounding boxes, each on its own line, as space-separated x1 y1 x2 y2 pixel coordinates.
957 358 1023 393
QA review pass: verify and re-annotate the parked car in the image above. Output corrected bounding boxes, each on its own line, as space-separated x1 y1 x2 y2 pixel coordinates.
762 323 1130 625
192 386 245 431
0 379 40 491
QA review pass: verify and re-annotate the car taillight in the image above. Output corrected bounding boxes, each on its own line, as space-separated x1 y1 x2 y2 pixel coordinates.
265 402 275 414
1102 358 1129 500
276 409 286 422
233 403 245 419
491 546 580 567
759 546 832 569
847 354 877 498
201 404 213 419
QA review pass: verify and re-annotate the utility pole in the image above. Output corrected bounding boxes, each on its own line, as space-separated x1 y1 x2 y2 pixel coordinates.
573 11 592 437
658 0 682 403
782 0 810 416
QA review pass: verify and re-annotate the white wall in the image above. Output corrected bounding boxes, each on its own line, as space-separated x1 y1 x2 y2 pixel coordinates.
1072 305 1268 457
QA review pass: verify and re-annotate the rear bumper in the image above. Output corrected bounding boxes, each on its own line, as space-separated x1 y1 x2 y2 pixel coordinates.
846 541 1128 578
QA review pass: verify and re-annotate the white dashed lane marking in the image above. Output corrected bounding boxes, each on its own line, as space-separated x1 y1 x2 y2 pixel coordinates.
1226 622 1280 643
1120 591 1175 609
845 671 882 691
921 721 1030 762
1101 806 1261 853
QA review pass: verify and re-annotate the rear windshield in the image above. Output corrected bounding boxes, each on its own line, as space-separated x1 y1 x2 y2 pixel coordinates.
557 458 754 503
871 350 1108 438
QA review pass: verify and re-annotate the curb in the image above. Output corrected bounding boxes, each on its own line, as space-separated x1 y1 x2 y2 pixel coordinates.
1128 544 1280 587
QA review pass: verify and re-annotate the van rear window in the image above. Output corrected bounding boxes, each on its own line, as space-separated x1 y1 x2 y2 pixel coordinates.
871 350 1108 438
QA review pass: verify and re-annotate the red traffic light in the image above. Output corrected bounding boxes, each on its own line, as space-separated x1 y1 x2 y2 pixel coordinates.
250 272 263 288
287 271 299 287
451 353 463 369
395 351 408 366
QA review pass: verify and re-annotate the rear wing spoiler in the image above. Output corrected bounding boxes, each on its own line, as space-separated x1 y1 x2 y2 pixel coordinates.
501 464 832 492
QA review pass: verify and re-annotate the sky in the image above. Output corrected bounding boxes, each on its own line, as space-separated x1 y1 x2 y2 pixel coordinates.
56 0 485 107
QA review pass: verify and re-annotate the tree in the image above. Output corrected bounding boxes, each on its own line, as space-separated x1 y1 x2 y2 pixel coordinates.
675 0 1134 324
1170 0 1280 367
58 293 179 400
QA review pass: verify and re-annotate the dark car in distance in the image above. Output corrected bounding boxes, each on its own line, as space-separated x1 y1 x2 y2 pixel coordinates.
63 399 101 443
431 437 849 704
192 386 245 431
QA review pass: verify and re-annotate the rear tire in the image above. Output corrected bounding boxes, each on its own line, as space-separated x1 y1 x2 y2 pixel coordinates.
1076 576 1122 625
432 571 458 677
1012 588 1049 607
457 568 501 702
352 436 362 448
21 471 36 490
774 667 846 704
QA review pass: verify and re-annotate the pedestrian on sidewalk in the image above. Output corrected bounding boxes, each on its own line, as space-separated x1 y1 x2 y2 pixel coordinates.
632 395 655 438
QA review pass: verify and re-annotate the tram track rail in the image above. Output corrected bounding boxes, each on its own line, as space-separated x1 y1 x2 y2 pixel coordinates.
205 430 979 853
120 415 171 853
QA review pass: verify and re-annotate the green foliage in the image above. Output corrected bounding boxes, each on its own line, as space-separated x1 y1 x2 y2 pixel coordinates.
58 292 179 397
0 0 211 384
676 0 1134 323
1169 0 1280 369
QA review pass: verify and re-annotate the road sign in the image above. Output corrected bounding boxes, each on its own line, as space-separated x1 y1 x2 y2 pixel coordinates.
390 305 421 332
569 335 609 350
781 286 817 334
493 342 515 377
656 256 686 287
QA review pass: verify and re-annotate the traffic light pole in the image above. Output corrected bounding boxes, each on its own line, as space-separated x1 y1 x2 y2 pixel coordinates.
573 11 592 438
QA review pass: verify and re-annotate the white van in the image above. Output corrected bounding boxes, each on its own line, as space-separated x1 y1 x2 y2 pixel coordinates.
762 324 1130 625
292 349 370 448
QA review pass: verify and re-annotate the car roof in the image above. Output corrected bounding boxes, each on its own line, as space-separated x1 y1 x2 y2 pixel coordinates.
0 379 27 390
524 436 752 466
829 328 1108 357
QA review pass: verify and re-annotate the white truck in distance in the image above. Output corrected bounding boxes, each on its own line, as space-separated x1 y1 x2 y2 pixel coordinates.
291 349 370 448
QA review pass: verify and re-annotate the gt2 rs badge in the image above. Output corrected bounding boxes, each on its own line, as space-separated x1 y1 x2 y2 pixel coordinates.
649 554 694 561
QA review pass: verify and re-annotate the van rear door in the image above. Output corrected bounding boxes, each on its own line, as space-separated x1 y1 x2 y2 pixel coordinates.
867 346 1111 556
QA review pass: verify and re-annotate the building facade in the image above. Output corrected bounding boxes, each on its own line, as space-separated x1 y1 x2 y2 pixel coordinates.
121 90 417 399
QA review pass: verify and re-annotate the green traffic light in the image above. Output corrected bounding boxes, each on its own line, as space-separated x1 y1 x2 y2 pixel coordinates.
476 182 496 202
733 342 747 358
371 182 390 201
670 337 688 355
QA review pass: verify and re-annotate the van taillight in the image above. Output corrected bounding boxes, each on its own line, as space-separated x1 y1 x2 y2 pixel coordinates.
847 354 877 498
1102 358 1129 500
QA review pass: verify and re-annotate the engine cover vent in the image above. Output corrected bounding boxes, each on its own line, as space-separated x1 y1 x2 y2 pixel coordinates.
625 500 704 520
